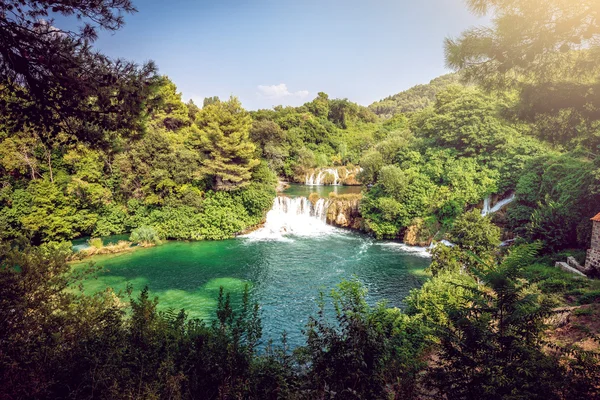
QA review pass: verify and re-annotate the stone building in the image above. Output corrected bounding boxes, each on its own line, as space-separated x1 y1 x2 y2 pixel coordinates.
585 212 600 272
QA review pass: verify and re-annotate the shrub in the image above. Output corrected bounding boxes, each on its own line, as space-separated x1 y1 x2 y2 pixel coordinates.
578 290 600 305
88 237 103 249
308 192 320 205
130 226 161 246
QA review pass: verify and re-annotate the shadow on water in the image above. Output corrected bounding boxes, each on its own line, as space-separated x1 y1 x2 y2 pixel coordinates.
76 231 431 347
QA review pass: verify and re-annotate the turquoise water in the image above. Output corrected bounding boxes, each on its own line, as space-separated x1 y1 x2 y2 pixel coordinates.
78 231 430 347
282 183 362 197
75 185 430 347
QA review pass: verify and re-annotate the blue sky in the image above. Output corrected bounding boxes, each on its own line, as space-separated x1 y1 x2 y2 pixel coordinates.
92 0 484 110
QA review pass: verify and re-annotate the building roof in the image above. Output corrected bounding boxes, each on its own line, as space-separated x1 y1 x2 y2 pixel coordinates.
592 213 600 222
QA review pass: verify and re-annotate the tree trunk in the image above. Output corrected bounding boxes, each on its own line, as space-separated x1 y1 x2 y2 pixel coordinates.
47 151 53 183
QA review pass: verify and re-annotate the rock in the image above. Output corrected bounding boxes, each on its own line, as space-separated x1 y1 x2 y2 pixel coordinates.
326 195 363 230
343 173 360 186
402 218 436 247
276 180 290 192
555 261 587 277
336 212 348 226
567 256 588 274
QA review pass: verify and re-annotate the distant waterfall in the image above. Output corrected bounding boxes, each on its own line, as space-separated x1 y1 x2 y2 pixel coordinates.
481 193 516 216
304 167 362 186
244 196 336 240
305 168 341 185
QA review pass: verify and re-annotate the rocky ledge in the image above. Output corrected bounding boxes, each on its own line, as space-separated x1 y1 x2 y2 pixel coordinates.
323 193 364 230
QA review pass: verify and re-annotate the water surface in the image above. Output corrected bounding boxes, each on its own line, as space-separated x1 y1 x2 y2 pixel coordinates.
79 233 429 346
77 186 430 347
282 183 362 198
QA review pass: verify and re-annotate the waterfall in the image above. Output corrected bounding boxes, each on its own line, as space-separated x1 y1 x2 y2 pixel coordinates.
305 168 341 186
244 196 336 240
481 193 516 216
482 196 491 216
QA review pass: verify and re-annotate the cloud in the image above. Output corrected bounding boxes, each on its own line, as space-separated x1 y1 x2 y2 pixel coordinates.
257 84 309 100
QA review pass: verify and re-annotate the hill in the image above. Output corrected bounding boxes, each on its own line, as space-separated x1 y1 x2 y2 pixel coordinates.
369 73 461 117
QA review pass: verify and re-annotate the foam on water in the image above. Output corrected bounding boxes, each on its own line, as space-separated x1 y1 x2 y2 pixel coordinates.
376 242 432 258
243 196 339 241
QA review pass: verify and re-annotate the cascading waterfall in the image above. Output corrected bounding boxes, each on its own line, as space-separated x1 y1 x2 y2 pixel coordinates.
304 167 363 186
481 193 516 216
482 196 491 216
244 196 336 240
305 168 341 185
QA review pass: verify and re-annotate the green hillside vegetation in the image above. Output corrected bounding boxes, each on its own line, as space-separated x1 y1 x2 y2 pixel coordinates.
369 73 462 117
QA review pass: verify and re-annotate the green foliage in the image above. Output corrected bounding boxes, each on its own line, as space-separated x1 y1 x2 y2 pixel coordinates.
428 262 559 398
508 153 600 251
406 270 475 333
1 237 600 399
428 210 501 277
0 0 158 147
194 97 260 191
448 209 501 254
578 290 600 306
447 0 600 150
369 74 462 117
296 280 428 399
88 238 103 249
129 226 161 245
412 86 518 157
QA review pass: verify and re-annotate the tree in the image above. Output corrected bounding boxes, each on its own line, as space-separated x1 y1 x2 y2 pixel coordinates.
299 280 427 399
429 209 501 276
445 0 600 87
445 0 600 148
306 92 330 118
411 86 516 157
249 119 285 148
427 244 596 399
149 77 191 131
194 97 260 191
203 96 220 108
0 0 158 144
369 73 462 117
358 150 384 185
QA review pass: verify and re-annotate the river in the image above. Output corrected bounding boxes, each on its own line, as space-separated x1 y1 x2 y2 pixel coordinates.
77 185 431 347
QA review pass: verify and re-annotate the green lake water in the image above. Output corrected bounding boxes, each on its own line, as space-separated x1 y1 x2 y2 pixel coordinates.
76 185 431 347
281 183 362 197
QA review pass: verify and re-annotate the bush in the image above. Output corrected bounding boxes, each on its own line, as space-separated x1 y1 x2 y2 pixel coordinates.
578 290 600 305
130 226 161 246
88 237 103 249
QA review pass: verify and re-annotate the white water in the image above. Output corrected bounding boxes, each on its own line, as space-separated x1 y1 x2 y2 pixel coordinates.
481 193 516 216
377 242 431 258
482 196 491 216
244 196 337 240
305 168 341 185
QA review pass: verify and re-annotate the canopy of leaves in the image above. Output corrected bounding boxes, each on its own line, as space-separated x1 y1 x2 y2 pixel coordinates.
0 0 159 145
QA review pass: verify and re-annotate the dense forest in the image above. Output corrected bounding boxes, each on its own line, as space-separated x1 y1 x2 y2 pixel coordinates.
2 0 600 398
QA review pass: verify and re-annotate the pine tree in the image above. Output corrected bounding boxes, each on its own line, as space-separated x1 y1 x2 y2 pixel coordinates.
195 97 259 191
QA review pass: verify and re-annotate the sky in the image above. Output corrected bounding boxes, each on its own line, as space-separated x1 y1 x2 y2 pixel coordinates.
89 0 485 110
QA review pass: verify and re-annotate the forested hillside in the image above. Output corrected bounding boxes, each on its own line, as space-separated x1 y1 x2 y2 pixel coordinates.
369 73 461 117
0 81 276 242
